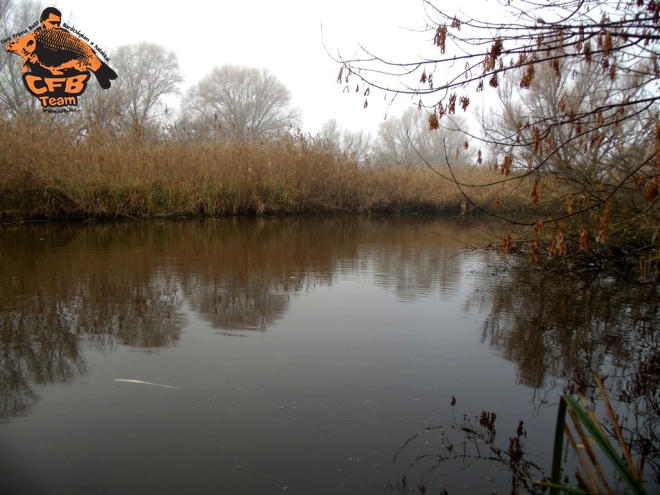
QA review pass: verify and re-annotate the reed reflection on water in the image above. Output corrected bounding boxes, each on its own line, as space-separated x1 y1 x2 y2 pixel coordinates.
0 217 658 491
468 260 660 483
0 217 477 421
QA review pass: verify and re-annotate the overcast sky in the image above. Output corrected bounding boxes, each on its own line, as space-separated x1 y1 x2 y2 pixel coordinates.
29 0 445 135
8 0 502 135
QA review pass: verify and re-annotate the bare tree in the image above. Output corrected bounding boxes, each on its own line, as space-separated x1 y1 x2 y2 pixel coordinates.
372 107 471 168
336 0 660 258
107 42 183 132
181 65 301 140
317 118 342 149
341 128 373 165
482 47 649 182
0 0 41 117
79 79 124 133
316 118 373 164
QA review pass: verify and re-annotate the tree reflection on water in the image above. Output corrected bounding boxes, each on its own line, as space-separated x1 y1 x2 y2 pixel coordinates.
0 217 479 421
468 257 660 485
1 216 658 489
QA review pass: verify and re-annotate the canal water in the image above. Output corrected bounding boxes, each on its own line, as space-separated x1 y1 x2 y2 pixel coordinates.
0 217 657 494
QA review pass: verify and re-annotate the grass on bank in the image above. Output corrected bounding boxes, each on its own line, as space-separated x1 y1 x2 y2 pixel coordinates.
0 117 528 220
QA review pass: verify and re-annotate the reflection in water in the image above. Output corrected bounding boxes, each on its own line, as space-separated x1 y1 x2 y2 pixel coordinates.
363 220 470 302
1 217 658 492
2 293 87 421
0 224 185 421
469 259 660 483
188 279 290 332
2 217 658 480
0 217 478 420
474 265 657 389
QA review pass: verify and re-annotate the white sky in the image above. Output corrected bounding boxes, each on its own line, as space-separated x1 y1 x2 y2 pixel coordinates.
8 0 507 135
32 0 443 135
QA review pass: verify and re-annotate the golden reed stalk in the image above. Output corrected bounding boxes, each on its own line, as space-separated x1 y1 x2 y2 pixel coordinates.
0 117 526 220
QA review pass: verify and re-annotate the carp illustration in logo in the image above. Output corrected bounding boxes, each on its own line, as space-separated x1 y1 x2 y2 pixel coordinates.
4 7 117 109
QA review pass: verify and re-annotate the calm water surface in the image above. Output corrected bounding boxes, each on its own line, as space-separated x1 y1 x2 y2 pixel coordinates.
0 217 658 494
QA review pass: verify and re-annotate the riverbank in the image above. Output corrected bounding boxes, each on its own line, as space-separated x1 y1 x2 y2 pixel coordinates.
0 118 527 221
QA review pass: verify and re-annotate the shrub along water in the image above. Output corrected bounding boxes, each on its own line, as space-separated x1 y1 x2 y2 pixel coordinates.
0 116 525 220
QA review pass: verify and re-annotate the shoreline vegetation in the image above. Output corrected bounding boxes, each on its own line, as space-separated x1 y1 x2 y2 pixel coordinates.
2 117 658 275
0 117 527 221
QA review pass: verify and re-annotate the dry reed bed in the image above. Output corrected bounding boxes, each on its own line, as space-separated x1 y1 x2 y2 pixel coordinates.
0 118 526 220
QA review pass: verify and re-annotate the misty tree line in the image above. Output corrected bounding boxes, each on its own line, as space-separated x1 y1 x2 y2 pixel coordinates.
334 0 660 257
0 0 473 169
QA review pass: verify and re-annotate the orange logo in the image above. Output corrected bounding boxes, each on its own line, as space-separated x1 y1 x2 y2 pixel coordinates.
3 7 117 111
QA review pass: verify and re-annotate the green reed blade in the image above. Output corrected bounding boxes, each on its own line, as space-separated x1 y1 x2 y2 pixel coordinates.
562 395 647 495
550 396 568 495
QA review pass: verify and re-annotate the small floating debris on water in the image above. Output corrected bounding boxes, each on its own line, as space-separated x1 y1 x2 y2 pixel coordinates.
114 379 179 389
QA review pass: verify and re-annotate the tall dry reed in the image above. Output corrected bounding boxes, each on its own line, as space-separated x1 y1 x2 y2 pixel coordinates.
0 116 526 220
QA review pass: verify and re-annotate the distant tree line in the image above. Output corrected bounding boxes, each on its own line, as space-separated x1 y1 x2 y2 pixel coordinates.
0 2 301 140
0 0 477 169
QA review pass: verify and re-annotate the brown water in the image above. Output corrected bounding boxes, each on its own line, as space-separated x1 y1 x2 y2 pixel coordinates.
0 217 657 494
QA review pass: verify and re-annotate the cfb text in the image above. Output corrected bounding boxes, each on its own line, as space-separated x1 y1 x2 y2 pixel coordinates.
22 74 89 106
